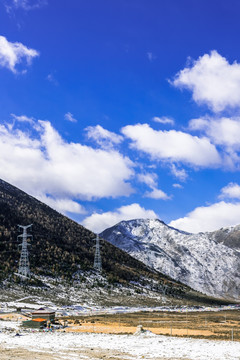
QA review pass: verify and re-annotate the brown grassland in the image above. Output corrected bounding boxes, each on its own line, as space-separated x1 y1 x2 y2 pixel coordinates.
60 310 240 341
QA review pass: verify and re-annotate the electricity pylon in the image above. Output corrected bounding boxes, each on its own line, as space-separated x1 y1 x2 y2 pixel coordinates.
94 234 102 273
17 224 32 279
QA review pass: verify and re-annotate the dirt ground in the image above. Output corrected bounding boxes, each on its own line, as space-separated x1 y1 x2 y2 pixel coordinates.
60 309 240 341
0 346 189 360
0 347 59 360
0 313 29 321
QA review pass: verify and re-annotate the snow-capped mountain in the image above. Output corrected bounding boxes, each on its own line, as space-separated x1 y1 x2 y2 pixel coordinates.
2 178 218 306
101 219 240 300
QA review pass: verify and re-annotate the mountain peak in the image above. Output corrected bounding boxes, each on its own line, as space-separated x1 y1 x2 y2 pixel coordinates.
0 177 214 306
101 218 240 301
111 218 191 236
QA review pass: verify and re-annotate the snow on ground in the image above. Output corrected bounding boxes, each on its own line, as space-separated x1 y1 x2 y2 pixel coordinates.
1 300 238 317
0 331 240 359
0 320 20 330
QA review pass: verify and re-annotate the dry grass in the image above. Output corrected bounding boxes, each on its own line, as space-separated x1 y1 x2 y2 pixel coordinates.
60 310 240 341
0 313 29 321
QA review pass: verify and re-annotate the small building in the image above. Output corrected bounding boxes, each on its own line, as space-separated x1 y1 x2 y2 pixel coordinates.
31 308 55 322
22 318 47 329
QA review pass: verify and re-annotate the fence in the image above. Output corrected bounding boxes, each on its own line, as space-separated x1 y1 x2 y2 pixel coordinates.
61 311 240 341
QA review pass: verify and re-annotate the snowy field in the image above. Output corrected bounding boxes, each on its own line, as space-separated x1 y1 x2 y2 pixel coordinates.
1 331 240 360
1 301 240 359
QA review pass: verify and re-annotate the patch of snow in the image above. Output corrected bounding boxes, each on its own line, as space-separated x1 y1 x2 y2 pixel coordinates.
0 332 240 360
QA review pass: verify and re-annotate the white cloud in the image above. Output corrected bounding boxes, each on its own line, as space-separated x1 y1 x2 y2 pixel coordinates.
85 125 123 149
82 203 158 233
0 120 134 213
0 35 39 73
137 172 170 200
170 164 188 181
169 201 240 233
5 0 47 12
173 50 240 112
189 116 240 150
138 172 158 188
219 183 240 200
152 116 175 126
11 113 34 124
122 123 221 167
37 195 86 215
64 112 77 123
173 183 183 189
145 188 170 200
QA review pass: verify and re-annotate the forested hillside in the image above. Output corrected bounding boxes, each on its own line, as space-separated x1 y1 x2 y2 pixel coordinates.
0 178 231 306
0 179 182 295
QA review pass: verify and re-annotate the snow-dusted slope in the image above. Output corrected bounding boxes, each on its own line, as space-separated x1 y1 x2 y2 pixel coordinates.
101 219 240 300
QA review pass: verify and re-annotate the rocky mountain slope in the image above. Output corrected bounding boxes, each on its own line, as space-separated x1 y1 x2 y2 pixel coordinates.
0 178 222 306
101 219 240 300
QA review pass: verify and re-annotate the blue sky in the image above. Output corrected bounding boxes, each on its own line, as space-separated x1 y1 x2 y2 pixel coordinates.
1 0 240 233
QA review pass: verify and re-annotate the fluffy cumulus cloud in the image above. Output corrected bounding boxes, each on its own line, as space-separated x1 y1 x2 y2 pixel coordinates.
219 182 240 200
189 116 240 150
169 201 240 233
170 182 240 233
82 203 158 233
37 195 86 215
85 125 123 149
137 172 170 200
152 116 175 126
173 50 240 112
0 120 134 214
145 188 170 200
122 123 221 168
0 35 39 73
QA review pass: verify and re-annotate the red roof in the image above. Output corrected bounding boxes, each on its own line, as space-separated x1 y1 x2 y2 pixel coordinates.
32 318 47 322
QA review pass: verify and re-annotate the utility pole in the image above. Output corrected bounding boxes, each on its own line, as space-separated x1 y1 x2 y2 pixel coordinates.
94 234 102 273
16 225 32 279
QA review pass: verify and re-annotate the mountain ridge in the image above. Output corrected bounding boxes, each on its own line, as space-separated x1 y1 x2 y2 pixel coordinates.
0 178 223 306
101 218 240 300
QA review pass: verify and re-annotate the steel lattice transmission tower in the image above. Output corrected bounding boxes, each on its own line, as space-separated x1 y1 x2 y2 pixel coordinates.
94 234 102 272
17 224 32 279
